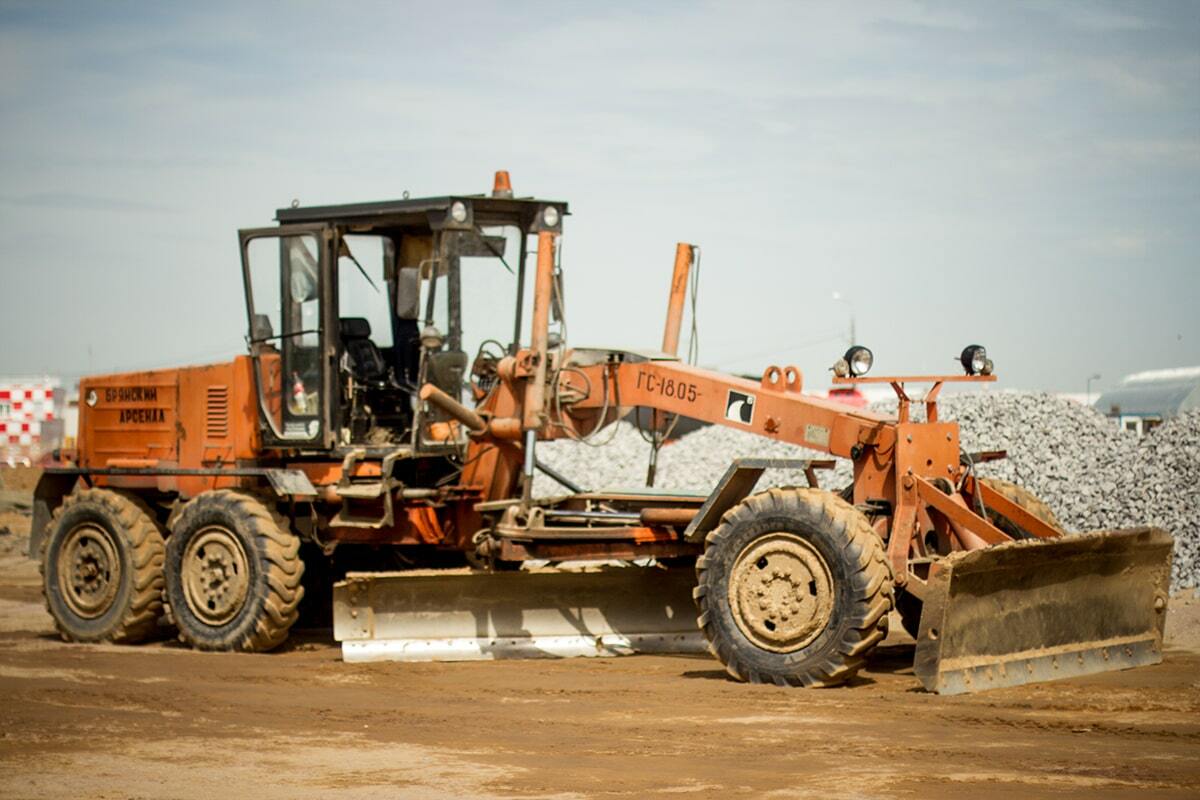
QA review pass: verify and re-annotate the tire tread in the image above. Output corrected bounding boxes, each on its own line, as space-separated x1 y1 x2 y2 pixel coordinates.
40 488 165 644
165 489 303 652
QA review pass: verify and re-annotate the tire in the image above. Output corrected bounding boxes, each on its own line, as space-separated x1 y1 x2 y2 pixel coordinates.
40 488 165 644
979 477 1061 539
164 490 304 652
694 487 892 687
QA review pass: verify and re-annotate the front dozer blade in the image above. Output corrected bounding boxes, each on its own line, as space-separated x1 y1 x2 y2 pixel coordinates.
914 527 1173 695
333 567 707 663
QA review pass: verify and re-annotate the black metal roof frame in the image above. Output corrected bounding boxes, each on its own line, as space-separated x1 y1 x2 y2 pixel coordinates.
275 194 569 228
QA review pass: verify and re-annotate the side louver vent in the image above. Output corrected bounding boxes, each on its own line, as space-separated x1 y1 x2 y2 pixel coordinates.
205 385 230 440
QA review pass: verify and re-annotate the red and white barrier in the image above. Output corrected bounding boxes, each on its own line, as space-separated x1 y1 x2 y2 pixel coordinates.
0 379 61 458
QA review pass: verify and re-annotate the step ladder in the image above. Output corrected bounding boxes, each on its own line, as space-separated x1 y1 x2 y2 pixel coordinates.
331 448 406 529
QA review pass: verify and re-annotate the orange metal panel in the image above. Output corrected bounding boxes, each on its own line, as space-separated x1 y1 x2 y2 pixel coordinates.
893 422 959 484
78 358 262 498
231 355 262 460
79 369 180 468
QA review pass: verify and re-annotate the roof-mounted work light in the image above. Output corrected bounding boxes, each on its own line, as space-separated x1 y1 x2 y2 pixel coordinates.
960 344 993 376
833 345 874 378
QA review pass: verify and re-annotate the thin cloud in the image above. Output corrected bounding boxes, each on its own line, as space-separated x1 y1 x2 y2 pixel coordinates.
1 192 179 213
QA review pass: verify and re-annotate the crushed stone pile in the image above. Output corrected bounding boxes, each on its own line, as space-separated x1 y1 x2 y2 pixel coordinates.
532 393 1198 591
1127 410 1200 592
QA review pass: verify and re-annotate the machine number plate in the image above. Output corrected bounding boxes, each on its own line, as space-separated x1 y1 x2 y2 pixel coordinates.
636 371 698 403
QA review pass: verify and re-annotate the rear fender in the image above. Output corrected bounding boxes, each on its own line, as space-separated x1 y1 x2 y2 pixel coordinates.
29 472 81 559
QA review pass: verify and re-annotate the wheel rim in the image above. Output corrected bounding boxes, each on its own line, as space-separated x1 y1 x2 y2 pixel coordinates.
728 532 834 653
181 526 251 626
57 522 122 619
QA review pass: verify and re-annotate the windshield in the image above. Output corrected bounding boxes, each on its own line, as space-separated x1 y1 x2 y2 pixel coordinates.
458 225 525 357
338 235 394 348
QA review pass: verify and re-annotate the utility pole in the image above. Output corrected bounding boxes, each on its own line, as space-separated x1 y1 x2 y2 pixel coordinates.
832 291 856 346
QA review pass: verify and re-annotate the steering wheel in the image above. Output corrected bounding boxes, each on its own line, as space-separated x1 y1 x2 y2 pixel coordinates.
470 339 507 399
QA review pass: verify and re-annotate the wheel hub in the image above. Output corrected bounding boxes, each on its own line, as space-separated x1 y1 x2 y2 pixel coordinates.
728 532 834 653
57 523 121 619
181 526 250 626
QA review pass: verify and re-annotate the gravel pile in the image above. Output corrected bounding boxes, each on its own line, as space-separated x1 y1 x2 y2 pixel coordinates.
1127 410 1200 591
533 392 1199 591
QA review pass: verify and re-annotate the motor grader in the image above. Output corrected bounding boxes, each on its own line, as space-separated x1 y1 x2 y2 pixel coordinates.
31 172 1172 694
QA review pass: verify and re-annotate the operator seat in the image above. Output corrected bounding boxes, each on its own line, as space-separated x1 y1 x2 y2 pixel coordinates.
339 317 388 384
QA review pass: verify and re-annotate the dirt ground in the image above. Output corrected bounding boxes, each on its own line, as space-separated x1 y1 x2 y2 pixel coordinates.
1 476 1198 799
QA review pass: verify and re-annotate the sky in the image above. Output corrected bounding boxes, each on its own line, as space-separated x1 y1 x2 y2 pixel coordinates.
0 0 1197 395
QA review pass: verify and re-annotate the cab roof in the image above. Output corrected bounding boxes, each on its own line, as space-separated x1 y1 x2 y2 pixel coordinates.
275 193 568 229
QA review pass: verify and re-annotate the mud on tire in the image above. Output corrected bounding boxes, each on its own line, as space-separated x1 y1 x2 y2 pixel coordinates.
694 487 892 687
164 490 304 652
40 488 166 644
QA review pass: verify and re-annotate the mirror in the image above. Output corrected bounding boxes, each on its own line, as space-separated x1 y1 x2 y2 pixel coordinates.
395 267 420 320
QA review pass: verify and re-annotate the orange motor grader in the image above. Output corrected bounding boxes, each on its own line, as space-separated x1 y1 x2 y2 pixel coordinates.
32 173 1171 694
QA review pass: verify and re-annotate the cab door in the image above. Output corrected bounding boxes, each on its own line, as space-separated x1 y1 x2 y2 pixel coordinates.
239 224 334 449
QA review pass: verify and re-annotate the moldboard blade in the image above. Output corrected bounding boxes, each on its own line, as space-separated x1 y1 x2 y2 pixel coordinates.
333 566 707 663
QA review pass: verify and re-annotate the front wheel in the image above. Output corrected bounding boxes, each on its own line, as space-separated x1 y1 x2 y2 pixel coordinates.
694 488 892 687
164 490 304 652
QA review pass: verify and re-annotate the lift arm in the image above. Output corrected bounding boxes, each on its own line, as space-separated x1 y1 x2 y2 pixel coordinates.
563 359 895 461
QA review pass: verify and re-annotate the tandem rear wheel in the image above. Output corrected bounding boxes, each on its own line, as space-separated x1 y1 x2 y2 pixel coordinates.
164 490 304 652
694 487 893 687
40 488 166 644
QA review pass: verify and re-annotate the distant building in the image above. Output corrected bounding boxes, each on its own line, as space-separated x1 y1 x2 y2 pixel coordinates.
0 376 65 465
1095 367 1200 436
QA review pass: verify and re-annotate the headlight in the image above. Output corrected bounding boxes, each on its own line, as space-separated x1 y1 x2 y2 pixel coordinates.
832 358 850 378
541 205 560 228
844 346 873 377
960 344 987 375
449 200 468 224
85 389 98 407
420 325 445 350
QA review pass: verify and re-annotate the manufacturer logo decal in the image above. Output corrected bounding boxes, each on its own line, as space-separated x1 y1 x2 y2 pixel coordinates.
725 390 755 425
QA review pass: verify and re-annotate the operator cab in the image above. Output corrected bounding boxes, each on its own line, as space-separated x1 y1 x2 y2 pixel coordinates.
238 173 567 455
